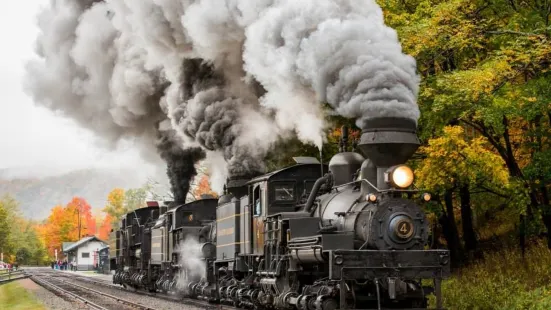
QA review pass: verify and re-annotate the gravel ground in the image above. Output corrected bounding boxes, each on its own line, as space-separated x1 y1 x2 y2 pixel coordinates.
54 275 206 310
18 278 85 310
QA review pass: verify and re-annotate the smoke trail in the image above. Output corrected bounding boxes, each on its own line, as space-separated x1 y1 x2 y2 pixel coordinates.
180 0 326 148
180 0 420 129
155 125 205 202
168 58 276 178
26 0 421 194
25 1 165 148
174 235 206 294
24 0 204 200
241 0 420 128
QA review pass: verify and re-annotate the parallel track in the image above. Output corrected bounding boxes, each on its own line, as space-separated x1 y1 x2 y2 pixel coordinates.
29 273 158 310
26 269 224 310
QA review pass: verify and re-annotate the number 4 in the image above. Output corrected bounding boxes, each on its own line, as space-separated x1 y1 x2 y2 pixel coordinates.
400 223 409 234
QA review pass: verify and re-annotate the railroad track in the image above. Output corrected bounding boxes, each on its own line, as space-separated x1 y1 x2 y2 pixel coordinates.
29 273 157 310
26 269 224 310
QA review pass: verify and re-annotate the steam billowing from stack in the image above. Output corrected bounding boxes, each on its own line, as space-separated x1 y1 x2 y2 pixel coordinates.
25 0 420 198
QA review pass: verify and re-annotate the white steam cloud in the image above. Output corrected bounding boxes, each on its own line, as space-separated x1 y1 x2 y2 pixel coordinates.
175 235 207 293
25 0 420 194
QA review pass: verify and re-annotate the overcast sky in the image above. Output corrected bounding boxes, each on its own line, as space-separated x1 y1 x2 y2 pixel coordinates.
0 1 157 178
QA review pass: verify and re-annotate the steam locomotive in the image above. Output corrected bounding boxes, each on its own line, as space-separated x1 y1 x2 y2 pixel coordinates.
110 117 450 309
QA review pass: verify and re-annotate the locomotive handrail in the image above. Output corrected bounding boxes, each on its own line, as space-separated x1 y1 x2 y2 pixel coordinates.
332 178 421 194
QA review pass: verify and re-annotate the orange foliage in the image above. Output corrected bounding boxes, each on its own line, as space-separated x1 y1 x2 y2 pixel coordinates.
328 126 360 144
97 214 113 241
66 197 96 237
193 174 218 200
39 197 97 257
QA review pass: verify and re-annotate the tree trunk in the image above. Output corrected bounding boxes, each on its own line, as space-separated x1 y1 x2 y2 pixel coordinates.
467 118 549 247
538 178 551 249
459 185 478 252
519 214 526 257
544 215 551 249
439 189 464 268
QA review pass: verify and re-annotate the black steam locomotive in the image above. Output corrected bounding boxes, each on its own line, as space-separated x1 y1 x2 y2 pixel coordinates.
110 117 450 309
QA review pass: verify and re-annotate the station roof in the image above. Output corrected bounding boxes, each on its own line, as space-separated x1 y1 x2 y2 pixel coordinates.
62 242 75 252
62 236 106 253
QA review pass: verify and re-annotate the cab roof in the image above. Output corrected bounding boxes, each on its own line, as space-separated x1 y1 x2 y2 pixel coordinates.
247 163 327 185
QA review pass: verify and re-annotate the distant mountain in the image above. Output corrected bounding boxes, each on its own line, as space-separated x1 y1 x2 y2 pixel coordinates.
0 168 152 220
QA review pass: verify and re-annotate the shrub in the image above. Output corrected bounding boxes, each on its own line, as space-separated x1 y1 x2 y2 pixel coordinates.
428 240 551 309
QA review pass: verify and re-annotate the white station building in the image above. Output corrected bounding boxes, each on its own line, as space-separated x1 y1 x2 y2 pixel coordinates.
62 236 107 270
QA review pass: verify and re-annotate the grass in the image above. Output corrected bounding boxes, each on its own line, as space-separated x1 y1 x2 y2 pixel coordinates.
0 281 46 310
428 240 551 309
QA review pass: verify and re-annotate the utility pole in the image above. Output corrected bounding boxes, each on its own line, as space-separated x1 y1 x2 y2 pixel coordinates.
76 201 82 240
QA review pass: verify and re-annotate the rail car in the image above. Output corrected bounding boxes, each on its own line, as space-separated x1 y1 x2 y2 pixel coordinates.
111 116 451 309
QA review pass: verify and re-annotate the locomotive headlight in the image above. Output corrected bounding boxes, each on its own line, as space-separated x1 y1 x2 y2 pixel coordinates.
387 165 414 188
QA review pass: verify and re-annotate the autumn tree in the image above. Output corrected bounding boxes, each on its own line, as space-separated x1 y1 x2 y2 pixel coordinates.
416 126 516 264
103 188 125 225
0 195 48 264
97 214 113 241
103 186 149 229
192 174 219 200
39 197 95 257
380 0 551 248
66 197 95 238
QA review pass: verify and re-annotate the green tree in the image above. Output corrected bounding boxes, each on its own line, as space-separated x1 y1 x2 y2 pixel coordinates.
124 187 149 211
0 195 49 265
16 248 31 265
0 202 11 260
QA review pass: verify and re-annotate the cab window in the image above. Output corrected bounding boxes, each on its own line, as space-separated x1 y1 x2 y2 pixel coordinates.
182 211 194 222
253 185 262 216
273 183 295 202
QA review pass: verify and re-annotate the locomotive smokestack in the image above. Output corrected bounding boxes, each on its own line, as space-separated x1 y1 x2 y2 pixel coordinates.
358 117 420 167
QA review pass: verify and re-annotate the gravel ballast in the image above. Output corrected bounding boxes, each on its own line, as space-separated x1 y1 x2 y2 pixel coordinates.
18 278 83 310
50 273 205 310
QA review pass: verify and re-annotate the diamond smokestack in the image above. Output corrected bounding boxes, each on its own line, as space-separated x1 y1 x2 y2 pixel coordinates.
358 117 420 167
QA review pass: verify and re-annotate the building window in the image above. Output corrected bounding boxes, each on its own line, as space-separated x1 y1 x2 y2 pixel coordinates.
81 252 90 258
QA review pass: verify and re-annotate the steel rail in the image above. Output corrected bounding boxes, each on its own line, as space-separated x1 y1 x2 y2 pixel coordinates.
38 275 158 310
58 271 226 309
28 269 228 310
30 275 108 310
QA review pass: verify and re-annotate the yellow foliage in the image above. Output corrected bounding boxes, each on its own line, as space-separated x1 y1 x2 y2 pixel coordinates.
103 188 126 220
417 126 509 191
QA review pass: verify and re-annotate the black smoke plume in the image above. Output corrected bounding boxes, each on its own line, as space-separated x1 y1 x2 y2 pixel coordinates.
155 128 205 202
172 58 266 178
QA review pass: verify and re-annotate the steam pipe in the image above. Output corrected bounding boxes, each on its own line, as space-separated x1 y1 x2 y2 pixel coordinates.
303 173 331 213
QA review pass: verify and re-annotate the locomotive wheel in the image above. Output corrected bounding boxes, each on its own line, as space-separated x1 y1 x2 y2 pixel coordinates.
320 299 337 310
